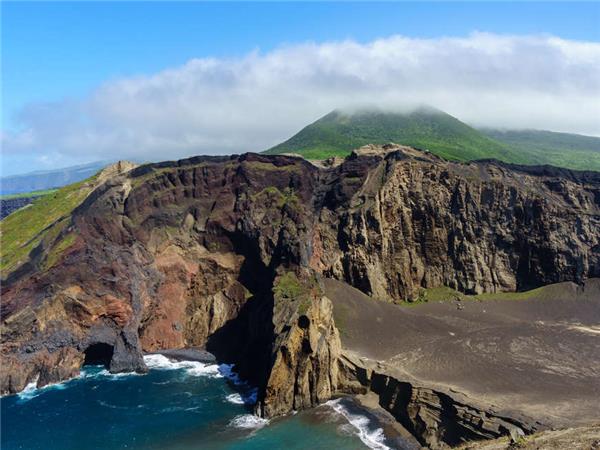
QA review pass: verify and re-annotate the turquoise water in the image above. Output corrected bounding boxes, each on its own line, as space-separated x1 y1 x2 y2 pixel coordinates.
1 355 396 450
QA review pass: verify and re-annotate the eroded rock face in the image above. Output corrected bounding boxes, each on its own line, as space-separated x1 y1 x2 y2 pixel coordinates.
258 274 341 417
1 148 599 420
337 354 543 449
317 148 600 300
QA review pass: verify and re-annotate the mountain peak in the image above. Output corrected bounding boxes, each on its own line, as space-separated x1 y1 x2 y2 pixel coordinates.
265 106 520 163
329 103 442 118
265 106 600 170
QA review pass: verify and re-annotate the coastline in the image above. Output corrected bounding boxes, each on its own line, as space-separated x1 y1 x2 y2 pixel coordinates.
153 347 422 449
350 393 423 450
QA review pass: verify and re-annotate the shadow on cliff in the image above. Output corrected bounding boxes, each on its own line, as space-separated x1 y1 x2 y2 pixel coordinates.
205 229 277 391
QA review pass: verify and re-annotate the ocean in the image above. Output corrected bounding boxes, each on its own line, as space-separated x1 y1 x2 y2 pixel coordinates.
1 355 398 450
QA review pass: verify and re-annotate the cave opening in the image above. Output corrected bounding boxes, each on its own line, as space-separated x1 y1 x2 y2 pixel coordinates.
83 343 114 368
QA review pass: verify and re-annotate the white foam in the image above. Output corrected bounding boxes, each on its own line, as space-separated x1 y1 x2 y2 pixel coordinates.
186 363 222 377
15 366 142 401
217 363 258 405
143 356 246 385
225 389 257 405
228 414 269 429
16 376 73 402
143 354 223 378
16 379 40 401
105 370 142 380
226 393 245 404
80 367 142 381
143 354 185 369
326 399 391 450
11 355 253 403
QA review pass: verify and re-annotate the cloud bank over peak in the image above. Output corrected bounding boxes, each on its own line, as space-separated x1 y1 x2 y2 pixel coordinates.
3 32 600 172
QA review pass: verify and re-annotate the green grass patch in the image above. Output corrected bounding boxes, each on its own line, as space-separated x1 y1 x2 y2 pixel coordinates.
410 286 465 304
272 271 317 316
404 284 551 305
273 272 304 301
0 178 96 278
265 107 600 171
481 128 600 171
473 285 547 301
265 107 528 164
251 186 284 206
251 186 300 210
297 297 312 316
42 232 77 270
0 189 59 200
283 147 353 161
243 160 301 172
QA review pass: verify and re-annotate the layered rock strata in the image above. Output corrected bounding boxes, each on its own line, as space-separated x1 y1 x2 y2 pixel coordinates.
338 353 543 449
1 146 599 428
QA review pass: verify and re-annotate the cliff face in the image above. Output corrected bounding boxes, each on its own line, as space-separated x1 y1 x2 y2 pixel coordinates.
259 273 340 417
1 146 599 419
338 354 543 449
319 146 600 300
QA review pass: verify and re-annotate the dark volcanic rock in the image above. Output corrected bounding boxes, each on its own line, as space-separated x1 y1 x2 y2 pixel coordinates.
1 145 599 426
0 196 38 219
154 348 216 363
338 353 544 449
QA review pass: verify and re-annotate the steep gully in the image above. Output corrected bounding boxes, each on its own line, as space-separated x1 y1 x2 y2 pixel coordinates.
1 145 599 447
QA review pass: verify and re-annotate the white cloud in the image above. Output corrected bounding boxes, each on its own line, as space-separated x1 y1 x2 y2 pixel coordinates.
2 32 600 170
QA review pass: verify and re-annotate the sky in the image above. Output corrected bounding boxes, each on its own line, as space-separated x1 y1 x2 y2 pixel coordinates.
2 2 600 177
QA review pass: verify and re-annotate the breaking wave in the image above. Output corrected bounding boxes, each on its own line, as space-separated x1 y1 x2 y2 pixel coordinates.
228 414 269 429
14 366 145 402
17 377 70 402
81 368 142 381
12 354 256 407
226 393 245 404
325 399 391 450
143 354 222 378
219 363 258 405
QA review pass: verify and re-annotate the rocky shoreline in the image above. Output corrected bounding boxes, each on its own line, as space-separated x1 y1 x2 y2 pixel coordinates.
2 147 599 448
352 393 423 449
151 347 217 364
153 347 421 449
147 338 569 450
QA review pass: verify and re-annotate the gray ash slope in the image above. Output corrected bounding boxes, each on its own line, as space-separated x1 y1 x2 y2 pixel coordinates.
1 145 600 449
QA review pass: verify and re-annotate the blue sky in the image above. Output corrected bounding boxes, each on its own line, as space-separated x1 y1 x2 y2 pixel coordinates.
2 2 600 176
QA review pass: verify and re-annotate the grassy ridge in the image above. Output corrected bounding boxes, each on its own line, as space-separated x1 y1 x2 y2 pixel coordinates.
266 107 600 171
0 178 96 277
265 107 527 163
480 128 600 171
0 189 58 200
